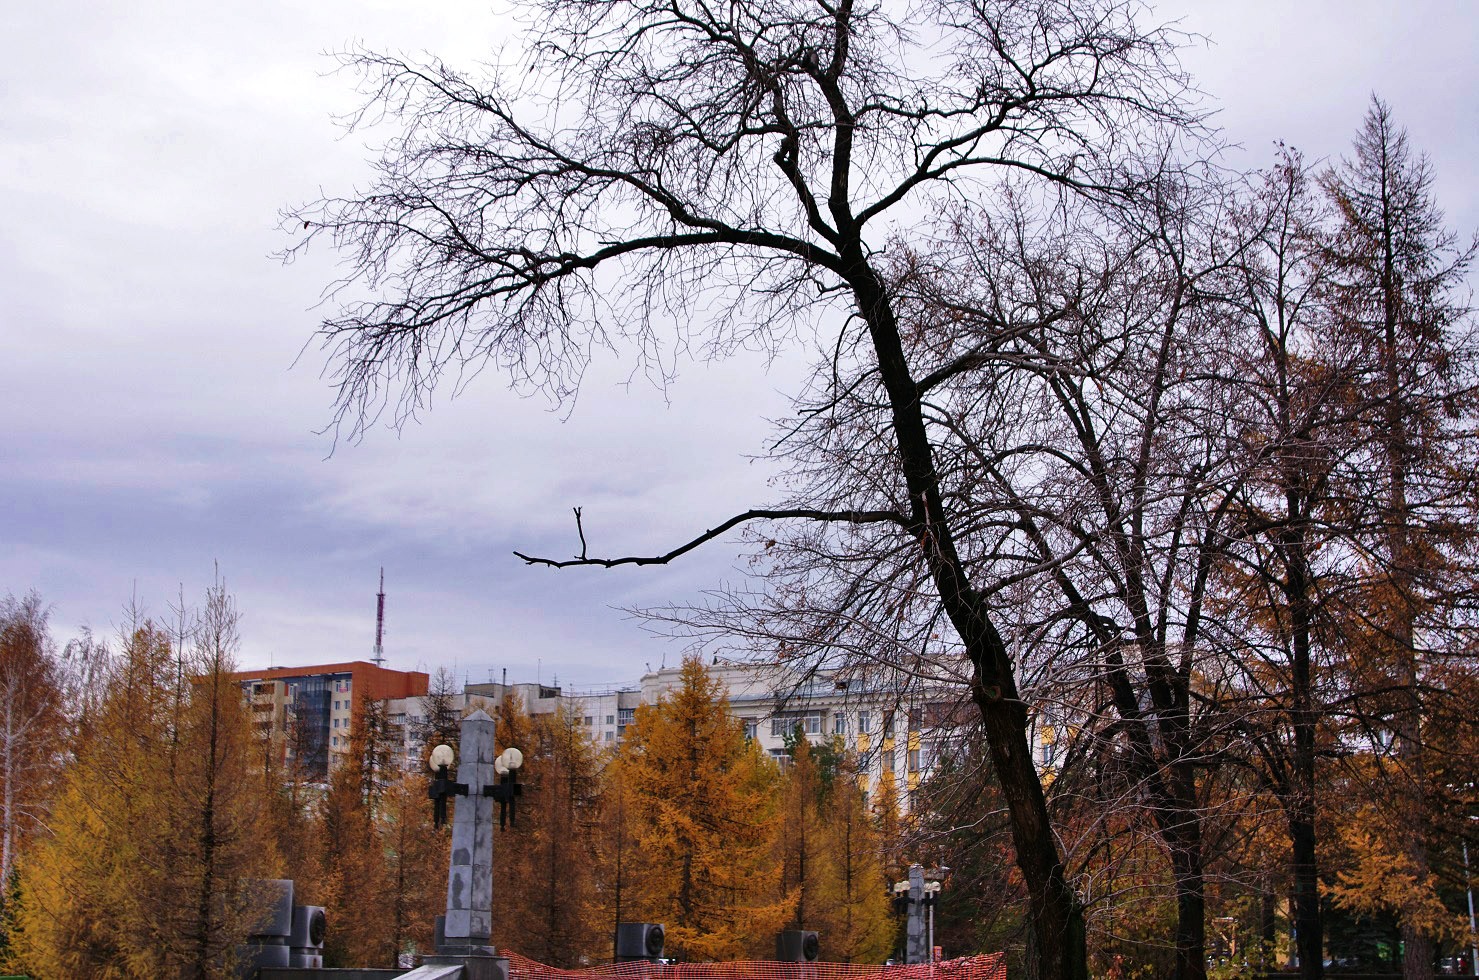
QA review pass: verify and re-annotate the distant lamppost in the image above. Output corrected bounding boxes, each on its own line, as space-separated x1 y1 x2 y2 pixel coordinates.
1464 830 1477 976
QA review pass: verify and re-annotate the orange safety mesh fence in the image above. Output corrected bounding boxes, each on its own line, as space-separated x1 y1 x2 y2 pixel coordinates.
505 952 1007 980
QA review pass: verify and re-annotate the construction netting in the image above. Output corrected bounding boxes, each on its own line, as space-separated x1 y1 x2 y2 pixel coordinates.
505 952 1007 980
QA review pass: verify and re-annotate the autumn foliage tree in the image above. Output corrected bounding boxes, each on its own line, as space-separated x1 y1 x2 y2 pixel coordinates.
617 657 787 960
314 687 413 967
787 741 893 963
12 585 277 978
1320 96 1479 980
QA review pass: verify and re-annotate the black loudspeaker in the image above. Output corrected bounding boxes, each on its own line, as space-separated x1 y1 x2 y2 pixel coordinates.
777 929 820 962
616 922 666 962
289 905 327 968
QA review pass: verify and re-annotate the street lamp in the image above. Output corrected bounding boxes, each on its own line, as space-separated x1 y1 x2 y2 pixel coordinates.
1464 829 1477 977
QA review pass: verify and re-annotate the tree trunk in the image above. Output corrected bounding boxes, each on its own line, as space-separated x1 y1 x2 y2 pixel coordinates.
1290 810 1322 980
848 262 1084 980
1164 813 1207 980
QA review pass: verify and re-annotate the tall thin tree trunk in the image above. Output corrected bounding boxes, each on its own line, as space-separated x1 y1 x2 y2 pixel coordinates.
850 261 1084 980
1288 554 1324 980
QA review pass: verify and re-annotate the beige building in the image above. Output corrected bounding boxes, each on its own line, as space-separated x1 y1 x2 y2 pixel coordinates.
387 661 971 810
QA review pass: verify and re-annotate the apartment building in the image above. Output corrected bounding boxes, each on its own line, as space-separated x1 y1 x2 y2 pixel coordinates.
237 661 429 780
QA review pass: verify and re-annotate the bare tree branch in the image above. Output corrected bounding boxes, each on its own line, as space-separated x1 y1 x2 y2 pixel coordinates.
514 506 906 568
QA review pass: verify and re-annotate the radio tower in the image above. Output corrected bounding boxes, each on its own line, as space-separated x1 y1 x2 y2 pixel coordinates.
372 568 386 666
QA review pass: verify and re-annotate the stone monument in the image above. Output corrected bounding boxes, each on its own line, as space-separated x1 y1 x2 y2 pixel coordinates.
406 708 519 980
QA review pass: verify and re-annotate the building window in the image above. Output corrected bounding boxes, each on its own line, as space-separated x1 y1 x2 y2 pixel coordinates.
771 712 822 737
769 748 792 770
833 711 846 735
606 714 616 726
743 719 758 741
332 736 339 747
858 711 872 734
618 708 635 725
882 710 895 738
883 747 895 773
908 708 922 731
583 715 594 726
333 718 340 729
907 748 921 773
605 732 614 742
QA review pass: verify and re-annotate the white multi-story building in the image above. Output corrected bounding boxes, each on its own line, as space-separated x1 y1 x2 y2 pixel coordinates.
385 660 974 810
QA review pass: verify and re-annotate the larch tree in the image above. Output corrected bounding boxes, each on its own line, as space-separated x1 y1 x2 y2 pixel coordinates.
377 768 445 966
174 581 280 978
288 0 1210 971
809 751 893 964
1208 148 1354 980
0 592 65 888
11 621 177 977
617 656 786 960
14 586 276 979
1319 96 1479 980
317 688 406 966
522 706 607 967
776 732 826 931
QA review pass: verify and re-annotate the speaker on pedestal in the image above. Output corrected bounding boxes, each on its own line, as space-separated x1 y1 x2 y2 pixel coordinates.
776 930 820 962
616 922 665 962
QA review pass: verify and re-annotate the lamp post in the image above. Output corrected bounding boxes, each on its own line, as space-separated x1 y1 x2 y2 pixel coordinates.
1464 836 1476 977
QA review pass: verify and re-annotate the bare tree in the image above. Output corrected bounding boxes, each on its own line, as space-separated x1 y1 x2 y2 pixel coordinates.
674 171 1256 979
0 593 64 888
289 3 1207 974
411 666 464 763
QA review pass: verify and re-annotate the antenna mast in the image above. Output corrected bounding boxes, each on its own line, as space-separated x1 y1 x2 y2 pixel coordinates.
373 567 386 666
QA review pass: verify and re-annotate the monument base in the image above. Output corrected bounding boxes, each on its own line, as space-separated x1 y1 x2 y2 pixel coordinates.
420 952 509 980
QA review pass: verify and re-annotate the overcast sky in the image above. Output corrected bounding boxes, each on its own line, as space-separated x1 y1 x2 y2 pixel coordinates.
3 0 1476 689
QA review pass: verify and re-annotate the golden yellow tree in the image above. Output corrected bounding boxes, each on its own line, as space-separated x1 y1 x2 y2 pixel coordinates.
13 585 277 978
619 656 787 960
521 706 607 966
315 688 406 967
379 769 445 964
811 759 893 963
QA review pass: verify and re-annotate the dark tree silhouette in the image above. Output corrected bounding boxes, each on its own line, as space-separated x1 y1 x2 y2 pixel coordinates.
286 2 1206 974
